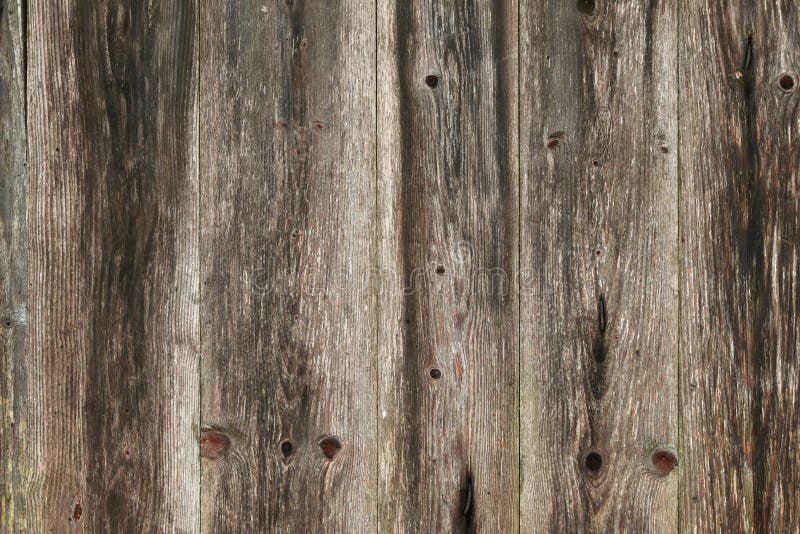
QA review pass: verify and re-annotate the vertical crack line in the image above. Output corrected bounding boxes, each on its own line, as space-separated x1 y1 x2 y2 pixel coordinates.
675 0 683 530
196 1 202 533
516 1 522 532
374 0 379 532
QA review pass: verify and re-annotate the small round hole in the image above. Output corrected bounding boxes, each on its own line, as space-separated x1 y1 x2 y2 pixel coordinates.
425 75 439 88
319 436 342 460
585 451 603 471
280 440 294 458
429 368 442 380
435 265 445 275
651 449 678 475
592 160 600 167
576 0 595 15
660 146 669 154
3 318 11 328
779 74 795 92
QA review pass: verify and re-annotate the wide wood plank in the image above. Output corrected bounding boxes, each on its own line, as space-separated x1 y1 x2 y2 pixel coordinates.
679 2 800 531
198 1 377 531
0 1 26 530
377 1 518 531
25 2 199 531
520 1 680 531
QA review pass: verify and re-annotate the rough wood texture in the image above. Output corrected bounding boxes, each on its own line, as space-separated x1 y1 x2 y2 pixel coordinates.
5 2 800 532
199 1 377 531
25 1 199 531
0 1 26 530
377 1 518 531
520 1 680 531
680 2 800 531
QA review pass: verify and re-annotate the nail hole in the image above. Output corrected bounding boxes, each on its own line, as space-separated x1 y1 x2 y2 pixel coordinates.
585 451 603 472
779 73 795 92
595 249 602 256
319 436 342 460
651 449 678 475
3 318 11 328
429 368 442 380
280 439 294 458
576 0 595 15
547 139 559 149
592 160 600 167
660 146 669 154
435 265 446 275
425 74 439 88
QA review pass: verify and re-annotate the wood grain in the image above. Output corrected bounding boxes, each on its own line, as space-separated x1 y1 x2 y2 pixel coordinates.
679 2 800 531
520 1 680 531
25 1 199 531
0 1 26 530
198 1 377 531
377 1 518 531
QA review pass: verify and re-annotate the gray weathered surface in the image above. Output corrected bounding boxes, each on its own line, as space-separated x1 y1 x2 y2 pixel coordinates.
0 1 26 531
520 1 680 531
199 1 377 531
24 1 199 531
679 2 800 531
3 2 800 532
377 1 519 531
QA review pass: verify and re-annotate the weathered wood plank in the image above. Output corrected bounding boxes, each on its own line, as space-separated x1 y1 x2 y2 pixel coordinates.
198 1 377 531
520 1 680 531
25 2 199 531
0 1 26 530
679 2 800 531
377 2 518 531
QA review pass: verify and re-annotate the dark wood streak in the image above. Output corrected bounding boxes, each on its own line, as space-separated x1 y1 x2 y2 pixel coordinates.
379 1 518 531
26 0 199 531
396 1 423 524
0 0 25 530
522 0 680 531
680 2 800 531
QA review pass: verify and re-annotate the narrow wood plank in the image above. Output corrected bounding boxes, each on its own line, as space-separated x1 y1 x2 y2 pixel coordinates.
0 1 26 530
520 1 680 531
377 2 518 531
680 3 800 531
25 2 199 531
199 1 377 531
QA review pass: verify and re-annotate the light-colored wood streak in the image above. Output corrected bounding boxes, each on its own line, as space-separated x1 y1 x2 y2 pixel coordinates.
199 0 377 531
